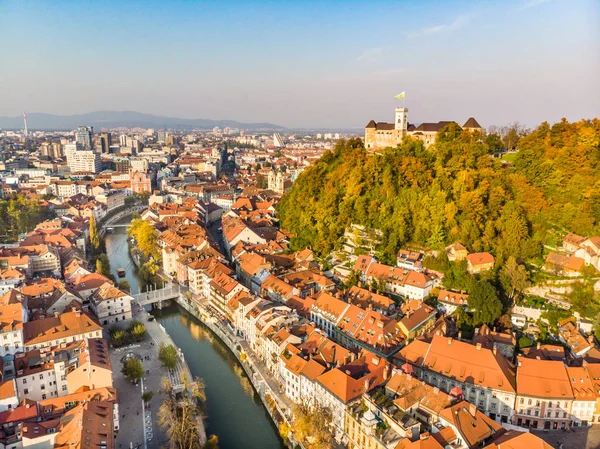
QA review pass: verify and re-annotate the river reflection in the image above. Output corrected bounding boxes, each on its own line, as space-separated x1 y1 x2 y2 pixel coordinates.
153 304 285 449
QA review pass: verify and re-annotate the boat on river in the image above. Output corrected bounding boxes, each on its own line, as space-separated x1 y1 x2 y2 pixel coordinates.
117 268 126 277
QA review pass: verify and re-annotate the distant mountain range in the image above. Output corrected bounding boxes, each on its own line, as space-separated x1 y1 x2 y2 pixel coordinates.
0 111 286 131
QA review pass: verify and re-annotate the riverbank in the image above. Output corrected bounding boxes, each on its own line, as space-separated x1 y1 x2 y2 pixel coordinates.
173 296 302 449
105 212 288 448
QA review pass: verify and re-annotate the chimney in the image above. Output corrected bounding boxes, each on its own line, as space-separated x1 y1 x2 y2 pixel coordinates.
364 378 371 391
448 338 452 345
474 327 480 335
476 343 482 351
588 335 595 344
469 403 477 417
54 312 59 318
420 433 429 440
458 331 462 340
536 342 541 350
493 345 497 356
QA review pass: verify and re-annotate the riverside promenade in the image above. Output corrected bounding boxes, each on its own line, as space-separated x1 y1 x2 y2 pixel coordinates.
173 294 304 448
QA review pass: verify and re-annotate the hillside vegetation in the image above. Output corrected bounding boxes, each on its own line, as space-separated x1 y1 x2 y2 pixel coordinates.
278 119 600 265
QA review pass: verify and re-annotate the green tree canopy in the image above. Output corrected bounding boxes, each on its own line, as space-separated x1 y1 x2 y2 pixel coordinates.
122 357 144 382
278 120 600 263
159 343 178 370
467 280 503 326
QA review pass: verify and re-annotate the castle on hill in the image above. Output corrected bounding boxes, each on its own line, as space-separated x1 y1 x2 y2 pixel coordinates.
364 106 483 150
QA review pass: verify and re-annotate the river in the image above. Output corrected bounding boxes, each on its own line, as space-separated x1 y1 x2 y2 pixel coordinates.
104 216 285 449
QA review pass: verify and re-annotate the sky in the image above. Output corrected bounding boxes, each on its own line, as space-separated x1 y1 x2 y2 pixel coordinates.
0 0 598 129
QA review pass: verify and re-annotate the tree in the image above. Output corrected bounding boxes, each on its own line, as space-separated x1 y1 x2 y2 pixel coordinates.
122 357 144 382
256 174 268 189
89 215 101 252
158 375 204 449
191 377 206 403
204 436 219 449
129 321 147 342
142 391 154 404
343 270 361 290
159 343 178 370
499 256 529 301
110 328 128 347
96 254 112 278
569 282 599 318
289 402 333 449
468 280 503 326
118 280 131 292
128 218 160 260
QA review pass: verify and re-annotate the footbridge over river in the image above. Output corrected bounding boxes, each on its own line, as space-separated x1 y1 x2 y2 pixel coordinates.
133 284 183 307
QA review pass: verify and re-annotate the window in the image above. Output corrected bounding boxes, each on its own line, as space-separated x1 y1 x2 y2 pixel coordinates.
22 379 27 384
24 388 28 395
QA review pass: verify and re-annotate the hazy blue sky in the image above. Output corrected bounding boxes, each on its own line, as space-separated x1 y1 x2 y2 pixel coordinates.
0 0 598 128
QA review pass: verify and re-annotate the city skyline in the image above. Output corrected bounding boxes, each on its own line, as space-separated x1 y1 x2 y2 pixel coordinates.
1 0 598 129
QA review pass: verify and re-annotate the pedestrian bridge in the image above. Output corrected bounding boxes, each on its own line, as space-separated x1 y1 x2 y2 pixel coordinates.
133 284 182 307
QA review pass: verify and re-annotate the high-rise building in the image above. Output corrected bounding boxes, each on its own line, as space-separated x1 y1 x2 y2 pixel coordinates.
100 132 112 153
273 133 284 148
67 149 101 174
75 126 94 150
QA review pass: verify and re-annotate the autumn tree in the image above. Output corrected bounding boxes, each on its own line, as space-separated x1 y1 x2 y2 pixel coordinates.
289 402 333 449
95 254 112 277
89 215 101 252
128 218 161 260
158 375 205 449
500 256 529 301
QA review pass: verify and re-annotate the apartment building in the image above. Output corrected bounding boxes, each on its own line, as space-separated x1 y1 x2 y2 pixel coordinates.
23 310 102 351
514 357 574 430
399 336 517 424
0 302 27 356
89 283 133 325
15 339 111 402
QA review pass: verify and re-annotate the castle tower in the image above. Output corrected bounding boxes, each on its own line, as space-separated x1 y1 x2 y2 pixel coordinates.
395 107 408 135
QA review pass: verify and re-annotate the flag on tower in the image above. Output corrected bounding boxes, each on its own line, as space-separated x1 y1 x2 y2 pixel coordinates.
395 92 406 99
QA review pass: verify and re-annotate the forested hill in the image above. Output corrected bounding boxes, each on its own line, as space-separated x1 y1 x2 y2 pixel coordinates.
277 119 600 265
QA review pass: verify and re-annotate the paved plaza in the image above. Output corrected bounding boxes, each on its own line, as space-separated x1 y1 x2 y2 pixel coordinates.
533 427 600 449
109 301 198 449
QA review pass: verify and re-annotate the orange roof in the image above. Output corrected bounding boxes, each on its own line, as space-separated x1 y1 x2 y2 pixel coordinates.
346 286 394 311
311 291 349 321
467 252 495 266
437 289 469 305
316 354 388 403
0 380 16 400
516 356 573 399
566 366 596 401
483 431 553 449
439 401 502 447
90 282 129 302
544 252 584 272
23 311 102 346
286 295 315 317
0 303 25 331
404 335 516 393
395 434 444 449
